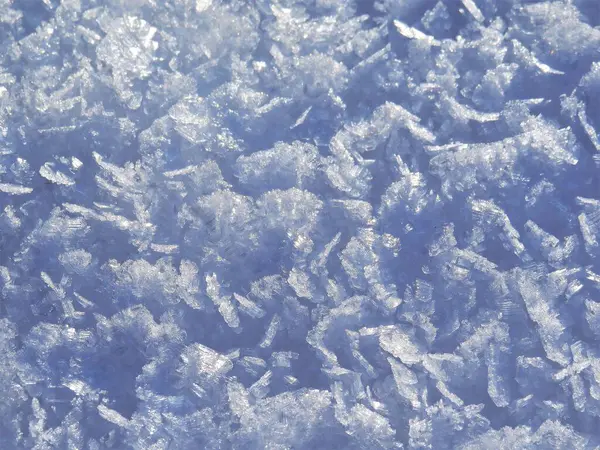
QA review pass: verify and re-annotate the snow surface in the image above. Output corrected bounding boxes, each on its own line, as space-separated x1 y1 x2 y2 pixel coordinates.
2 0 600 448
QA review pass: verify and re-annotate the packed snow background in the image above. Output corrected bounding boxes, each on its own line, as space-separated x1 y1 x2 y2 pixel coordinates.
3 0 600 448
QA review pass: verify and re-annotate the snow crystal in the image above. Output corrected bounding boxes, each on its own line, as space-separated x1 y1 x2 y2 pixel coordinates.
4 0 600 448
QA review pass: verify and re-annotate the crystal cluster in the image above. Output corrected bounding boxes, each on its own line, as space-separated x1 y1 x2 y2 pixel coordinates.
1 0 600 448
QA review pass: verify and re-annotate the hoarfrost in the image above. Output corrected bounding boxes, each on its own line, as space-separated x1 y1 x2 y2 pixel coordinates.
4 0 600 448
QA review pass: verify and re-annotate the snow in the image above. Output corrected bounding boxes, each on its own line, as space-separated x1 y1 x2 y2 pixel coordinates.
2 0 600 448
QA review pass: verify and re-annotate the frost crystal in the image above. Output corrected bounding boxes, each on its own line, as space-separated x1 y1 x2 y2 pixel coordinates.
4 0 600 448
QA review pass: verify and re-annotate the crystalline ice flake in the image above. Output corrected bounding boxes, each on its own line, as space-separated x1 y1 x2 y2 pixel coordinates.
0 183 32 195
39 162 75 186
394 20 441 46
180 343 233 381
380 327 423 366
96 15 158 79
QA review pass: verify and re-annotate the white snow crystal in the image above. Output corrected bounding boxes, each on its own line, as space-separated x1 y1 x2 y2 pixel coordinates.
4 0 600 448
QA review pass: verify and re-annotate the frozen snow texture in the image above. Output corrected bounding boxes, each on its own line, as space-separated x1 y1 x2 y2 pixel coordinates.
2 0 600 448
